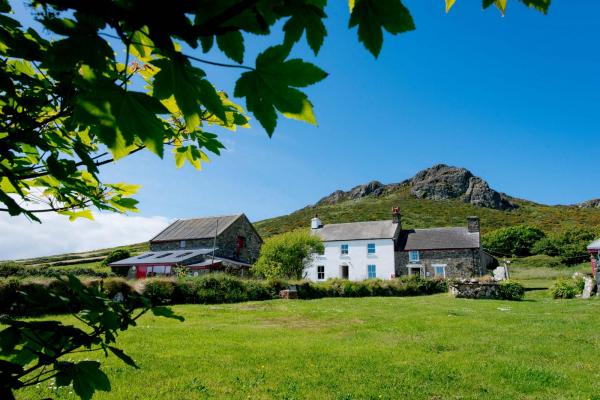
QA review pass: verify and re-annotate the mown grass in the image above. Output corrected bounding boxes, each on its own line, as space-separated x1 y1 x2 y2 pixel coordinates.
17 292 600 399
510 259 591 289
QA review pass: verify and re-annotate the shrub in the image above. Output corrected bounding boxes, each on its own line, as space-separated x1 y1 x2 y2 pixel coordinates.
102 278 133 299
195 274 248 304
533 227 600 265
102 249 131 266
482 225 546 257
143 279 176 305
244 280 273 301
550 278 580 299
252 230 324 279
513 254 563 269
498 281 525 301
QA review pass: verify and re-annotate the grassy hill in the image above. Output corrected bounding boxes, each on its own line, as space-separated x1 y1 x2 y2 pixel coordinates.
254 184 600 237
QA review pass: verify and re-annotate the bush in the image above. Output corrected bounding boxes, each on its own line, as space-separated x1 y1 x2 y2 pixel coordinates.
102 277 133 299
533 227 600 265
102 249 131 266
252 230 324 279
482 225 546 257
550 278 580 299
143 279 176 305
195 274 249 304
512 254 563 269
498 281 525 301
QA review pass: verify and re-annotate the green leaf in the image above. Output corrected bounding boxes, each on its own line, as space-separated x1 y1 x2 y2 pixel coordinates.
58 209 94 221
349 0 415 57
519 0 550 14
56 361 110 400
130 27 153 61
216 31 244 63
107 346 140 369
283 4 327 55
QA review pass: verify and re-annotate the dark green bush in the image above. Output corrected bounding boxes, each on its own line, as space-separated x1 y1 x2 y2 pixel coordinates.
195 274 249 304
102 277 133 299
102 249 131 266
532 227 600 265
482 225 546 257
498 281 525 301
244 280 273 301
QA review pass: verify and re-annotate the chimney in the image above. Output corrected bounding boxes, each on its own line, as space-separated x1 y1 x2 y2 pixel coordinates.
392 207 402 227
467 216 480 233
311 215 322 230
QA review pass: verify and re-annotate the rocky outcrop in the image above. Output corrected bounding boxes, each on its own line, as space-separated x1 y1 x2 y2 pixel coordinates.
411 164 516 210
578 199 600 208
315 164 516 211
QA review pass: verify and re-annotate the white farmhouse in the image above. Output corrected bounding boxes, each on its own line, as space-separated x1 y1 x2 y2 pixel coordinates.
305 214 401 281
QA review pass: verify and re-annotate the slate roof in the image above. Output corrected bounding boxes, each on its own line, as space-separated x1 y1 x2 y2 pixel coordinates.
187 257 252 268
312 220 399 242
150 215 242 242
587 238 600 251
109 249 214 266
397 227 480 251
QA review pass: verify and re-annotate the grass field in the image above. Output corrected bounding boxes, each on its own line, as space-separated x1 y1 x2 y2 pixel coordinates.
510 262 590 289
17 292 600 400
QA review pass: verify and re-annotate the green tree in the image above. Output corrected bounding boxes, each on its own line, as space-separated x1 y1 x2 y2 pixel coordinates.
0 0 549 221
102 249 131 266
0 275 183 400
532 227 599 265
482 225 546 257
252 230 324 279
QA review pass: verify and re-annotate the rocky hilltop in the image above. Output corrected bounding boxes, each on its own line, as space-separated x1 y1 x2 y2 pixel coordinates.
316 164 517 211
578 199 600 208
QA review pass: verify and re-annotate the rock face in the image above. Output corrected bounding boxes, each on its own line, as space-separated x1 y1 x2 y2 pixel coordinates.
411 164 516 210
315 164 516 211
578 199 600 208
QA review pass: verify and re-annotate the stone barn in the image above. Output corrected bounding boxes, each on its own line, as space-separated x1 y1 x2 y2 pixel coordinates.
109 214 262 278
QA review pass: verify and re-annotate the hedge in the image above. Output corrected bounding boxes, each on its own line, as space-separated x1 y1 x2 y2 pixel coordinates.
0 262 114 278
0 274 448 316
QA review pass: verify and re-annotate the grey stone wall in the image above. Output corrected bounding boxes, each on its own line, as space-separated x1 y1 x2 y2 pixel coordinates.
149 215 262 263
395 248 482 278
449 281 502 299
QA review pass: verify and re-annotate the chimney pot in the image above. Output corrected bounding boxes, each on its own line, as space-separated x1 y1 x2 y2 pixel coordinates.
467 216 480 233
311 215 322 230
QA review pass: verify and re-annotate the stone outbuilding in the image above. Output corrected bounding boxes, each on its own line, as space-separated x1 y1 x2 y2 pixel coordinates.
109 214 262 278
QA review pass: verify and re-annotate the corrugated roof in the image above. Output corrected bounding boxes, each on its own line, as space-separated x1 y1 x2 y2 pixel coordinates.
109 249 214 265
588 238 600 250
398 227 479 251
312 220 399 241
150 214 242 242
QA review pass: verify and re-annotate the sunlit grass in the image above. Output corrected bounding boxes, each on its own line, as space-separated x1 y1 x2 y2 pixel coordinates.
18 293 600 399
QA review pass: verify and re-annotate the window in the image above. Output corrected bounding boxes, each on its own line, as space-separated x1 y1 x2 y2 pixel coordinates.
409 251 420 263
317 265 325 280
341 244 349 255
137 253 154 260
179 240 186 248
155 252 173 259
176 251 193 258
367 264 376 279
434 265 446 278
367 243 376 254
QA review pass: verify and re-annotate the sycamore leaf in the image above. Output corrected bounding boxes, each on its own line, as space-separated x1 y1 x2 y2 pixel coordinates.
130 27 153 61
349 0 355 12
446 0 457 13
519 0 550 14
107 346 139 369
58 210 93 221
108 182 140 196
495 0 507 15
349 0 415 58
234 46 327 135
216 31 244 63
283 4 327 55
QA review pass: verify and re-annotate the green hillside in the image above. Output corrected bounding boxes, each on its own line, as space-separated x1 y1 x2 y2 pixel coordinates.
254 185 600 237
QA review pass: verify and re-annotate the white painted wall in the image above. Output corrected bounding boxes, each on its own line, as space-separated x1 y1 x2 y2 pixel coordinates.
305 238 396 281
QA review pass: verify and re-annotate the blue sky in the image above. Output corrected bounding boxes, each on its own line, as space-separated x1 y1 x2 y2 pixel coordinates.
4 1 600 257
90 1 600 222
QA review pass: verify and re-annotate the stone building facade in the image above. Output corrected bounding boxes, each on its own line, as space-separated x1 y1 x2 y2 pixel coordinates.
150 214 262 264
395 248 483 279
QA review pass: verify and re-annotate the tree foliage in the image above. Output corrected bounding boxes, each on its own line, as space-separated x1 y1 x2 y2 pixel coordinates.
532 227 599 265
252 230 324 279
102 249 131 266
0 0 550 221
0 275 183 400
482 225 546 257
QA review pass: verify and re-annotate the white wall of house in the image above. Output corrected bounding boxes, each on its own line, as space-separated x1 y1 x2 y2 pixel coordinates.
305 238 396 281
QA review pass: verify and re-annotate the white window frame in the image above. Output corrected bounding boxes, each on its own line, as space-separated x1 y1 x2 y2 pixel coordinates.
341 244 349 255
367 264 376 279
409 250 420 263
180 240 186 249
367 243 376 254
433 264 446 278
317 265 325 280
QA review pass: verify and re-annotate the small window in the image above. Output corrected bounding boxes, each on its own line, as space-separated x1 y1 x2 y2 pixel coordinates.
434 265 446 278
155 252 173 259
176 251 193 258
137 253 154 260
367 243 376 254
409 251 420 263
341 244 349 255
180 240 186 249
317 265 325 280
367 264 376 279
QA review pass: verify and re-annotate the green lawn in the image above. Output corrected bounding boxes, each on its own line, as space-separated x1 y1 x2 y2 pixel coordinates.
18 292 600 400
510 262 591 289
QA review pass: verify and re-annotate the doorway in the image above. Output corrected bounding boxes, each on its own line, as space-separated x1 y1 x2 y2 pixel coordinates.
409 266 422 277
340 264 349 279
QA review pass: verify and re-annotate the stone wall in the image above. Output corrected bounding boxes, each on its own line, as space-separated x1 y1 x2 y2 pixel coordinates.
449 281 502 299
150 215 262 263
395 248 482 278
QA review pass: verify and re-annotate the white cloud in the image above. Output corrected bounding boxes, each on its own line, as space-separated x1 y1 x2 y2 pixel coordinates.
0 212 172 260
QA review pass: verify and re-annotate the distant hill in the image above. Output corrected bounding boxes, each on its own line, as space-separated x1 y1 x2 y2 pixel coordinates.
254 164 600 237
6 164 600 266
